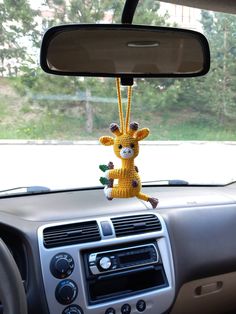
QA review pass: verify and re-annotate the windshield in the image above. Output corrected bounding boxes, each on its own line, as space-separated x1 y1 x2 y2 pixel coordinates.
0 0 236 193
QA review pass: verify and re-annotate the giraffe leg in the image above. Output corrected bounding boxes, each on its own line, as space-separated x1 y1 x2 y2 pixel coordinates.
137 192 159 209
104 186 131 200
111 187 134 198
107 162 114 200
137 192 149 201
104 187 112 200
104 187 127 199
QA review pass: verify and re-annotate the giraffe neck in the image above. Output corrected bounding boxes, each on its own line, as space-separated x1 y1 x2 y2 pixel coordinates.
121 158 134 170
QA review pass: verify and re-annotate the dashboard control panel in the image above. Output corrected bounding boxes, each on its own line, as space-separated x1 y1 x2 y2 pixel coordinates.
38 212 175 314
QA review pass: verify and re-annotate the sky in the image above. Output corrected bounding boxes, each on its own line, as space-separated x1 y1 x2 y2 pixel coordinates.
28 0 202 31
29 0 44 10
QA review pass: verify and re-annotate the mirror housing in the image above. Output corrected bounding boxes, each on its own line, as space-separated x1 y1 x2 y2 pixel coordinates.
40 24 210 80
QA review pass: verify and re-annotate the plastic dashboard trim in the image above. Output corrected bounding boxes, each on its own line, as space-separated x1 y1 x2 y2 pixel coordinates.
37 211 175 314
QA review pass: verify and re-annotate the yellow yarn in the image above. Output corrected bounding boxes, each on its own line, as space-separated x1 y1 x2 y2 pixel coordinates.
125 86 132 133
116 78 124 134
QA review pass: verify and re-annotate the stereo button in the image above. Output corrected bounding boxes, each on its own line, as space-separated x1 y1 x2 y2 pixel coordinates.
50 253 74 279
89 253 97 263
121 304 131 314
55 280 78 305
99 257 112 270
105 308 116 314
136 300 146 312
62 305 83 314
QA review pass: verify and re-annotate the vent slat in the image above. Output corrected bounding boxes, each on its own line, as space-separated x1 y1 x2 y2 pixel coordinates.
45 237 98 244
43 221 101 248
113 225 160 232
45 235 100 245
44 226 98 236
44 232 100 241
112 215 155 222
43 229 99 237
113 222 161 228
111 214 161 237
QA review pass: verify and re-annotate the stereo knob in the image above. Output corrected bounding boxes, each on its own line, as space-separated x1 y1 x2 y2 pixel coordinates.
99 256 112 270
55 280 78 305
50 253 74 279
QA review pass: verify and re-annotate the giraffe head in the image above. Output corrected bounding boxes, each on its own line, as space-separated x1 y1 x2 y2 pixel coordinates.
99 78 149 160
99 122 149 160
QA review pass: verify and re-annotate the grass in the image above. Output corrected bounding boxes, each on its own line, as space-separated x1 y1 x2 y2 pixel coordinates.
0 96 10 118
0 79 236 141
151 123 236 141
1 111 233 141
144 110 236 141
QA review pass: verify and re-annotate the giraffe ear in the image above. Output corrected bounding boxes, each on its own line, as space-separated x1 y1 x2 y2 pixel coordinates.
135 128 150 141
99 136 114 146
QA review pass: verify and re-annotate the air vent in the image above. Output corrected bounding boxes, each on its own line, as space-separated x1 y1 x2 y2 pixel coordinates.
111 214 162 237
43 221 101 248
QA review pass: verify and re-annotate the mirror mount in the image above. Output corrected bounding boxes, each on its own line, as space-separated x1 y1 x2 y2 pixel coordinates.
121 0 140 24
121 76 134 86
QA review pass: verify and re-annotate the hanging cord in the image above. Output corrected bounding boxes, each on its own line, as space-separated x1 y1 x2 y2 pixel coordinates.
116 78 125 134
125 85 132 134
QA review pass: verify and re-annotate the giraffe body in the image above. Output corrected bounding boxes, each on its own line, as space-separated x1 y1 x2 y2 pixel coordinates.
107 159 142 199
100 123 158 207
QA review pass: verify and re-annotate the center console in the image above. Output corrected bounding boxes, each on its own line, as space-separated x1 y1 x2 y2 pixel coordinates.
38 212 175 314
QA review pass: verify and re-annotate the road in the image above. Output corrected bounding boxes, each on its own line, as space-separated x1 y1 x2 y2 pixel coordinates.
0 140 235 192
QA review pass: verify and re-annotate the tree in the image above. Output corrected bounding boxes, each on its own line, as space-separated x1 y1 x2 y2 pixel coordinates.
203 12 236 122
176 10 236 123
16 0 173 134
0 0 37 76
133 0 168 26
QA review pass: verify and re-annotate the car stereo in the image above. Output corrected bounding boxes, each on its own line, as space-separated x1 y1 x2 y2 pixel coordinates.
83 241 168 304
87 243 159 275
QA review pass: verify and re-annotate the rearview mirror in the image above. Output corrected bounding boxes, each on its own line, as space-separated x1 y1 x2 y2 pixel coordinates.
40 24 210 78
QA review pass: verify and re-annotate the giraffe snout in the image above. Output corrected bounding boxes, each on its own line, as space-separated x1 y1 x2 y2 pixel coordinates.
120 147 134 159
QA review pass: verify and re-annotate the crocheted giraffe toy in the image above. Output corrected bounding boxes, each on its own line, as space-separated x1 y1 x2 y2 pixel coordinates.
99 78 158 209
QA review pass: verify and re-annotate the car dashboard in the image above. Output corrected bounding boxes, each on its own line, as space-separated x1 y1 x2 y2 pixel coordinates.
0 183 236 314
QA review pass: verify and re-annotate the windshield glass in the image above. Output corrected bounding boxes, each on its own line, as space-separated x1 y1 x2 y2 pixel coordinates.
0 0 236 193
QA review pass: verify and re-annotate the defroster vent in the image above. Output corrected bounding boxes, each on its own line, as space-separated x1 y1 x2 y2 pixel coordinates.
43 221 101 248
111 214 162 237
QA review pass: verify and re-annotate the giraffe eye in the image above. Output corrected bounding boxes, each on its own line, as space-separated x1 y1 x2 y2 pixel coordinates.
118 144 122 149
130 143 135 148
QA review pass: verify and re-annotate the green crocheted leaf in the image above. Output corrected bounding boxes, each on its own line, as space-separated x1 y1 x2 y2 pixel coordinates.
99 164 109 172
100 177 109 185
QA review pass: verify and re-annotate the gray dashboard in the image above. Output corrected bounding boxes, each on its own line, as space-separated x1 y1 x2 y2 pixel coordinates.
0 183 236 314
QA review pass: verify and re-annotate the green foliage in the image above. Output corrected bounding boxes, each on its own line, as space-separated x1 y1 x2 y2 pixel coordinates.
134 79 181 112
133 0 168 26
0 1 236 140
0 96 9 117
160 11 236 127
0 0 38 76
